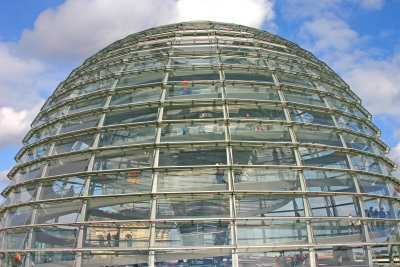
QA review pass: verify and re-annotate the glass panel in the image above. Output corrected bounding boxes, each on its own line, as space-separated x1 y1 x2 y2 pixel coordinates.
368 221 399 243
336 115 376 136
83 223 149 248
35 200 81 224
14 162 45 183
4 184 37 206
167 69 220 81
99 125 156 147
157 169 229 192
156 194 230 219
67 96 105 115
32 251 75 266
277 74 315 88
289 108 335 126
52 133 94 155
155 221 231 247
0 205 32 227
32 225 78 249
294 125 343 147
350 154 385 174
358 174 399 197
60 113 100 134
230 123 291 142
110 87 161 105
171 56 218 66
18 143 50 163
284 90 326 107
45 155 89 177
93 148 154 170
165 82 221 100
161 122 225 142
299 147 350 169
327 97 366 118
315 247 367 266
78 78 115 95
303 170 356 193
117 71 163 87
158 145 227 166
238 250 311 267
224 69 274 82
363 197 398 220
163 103 223 120
235 194 305 217
312 220 362 243
86 196 151 221
40 176 85 200
89 171 153 196
233 169 301 191
2 228 29 249
221 56 267 66
82 251 148 266
232 146 296 165
308 195 360 217
125 58 167 71
237 220 307 245
225 84 279 100
104 106 159 125
25 123 60 145
342 133 376 153
318 82 356 102
228 103 285 121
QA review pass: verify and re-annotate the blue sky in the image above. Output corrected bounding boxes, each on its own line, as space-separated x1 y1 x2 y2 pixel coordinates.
0 0 399 195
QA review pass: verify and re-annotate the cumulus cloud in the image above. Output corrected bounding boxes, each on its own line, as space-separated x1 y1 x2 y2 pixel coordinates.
355 0 385 10
20 0 275 63
389 142 400 177
0 101 44 149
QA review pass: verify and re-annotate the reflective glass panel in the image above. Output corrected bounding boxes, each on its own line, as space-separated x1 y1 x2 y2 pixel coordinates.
99 125 156 147
159 145 227 166
117 71 163 87
60 113 99 134
104 106 159 125
224 69 274 82
308 195 360 217
299 147 350 169
52 133 94 155
225 84 279 101
228 103 285 121
284 90 326 107
110 87 161 105
35 200 81 224
161 122 225 142
232 146 296 165
67 97 105 115
32 225 78 249
304 170 356 192
165 83 221 100
294 125 343 147
93 148 154 170
163 103 223 120
168 69 220 81
230 123 291 142
40 176 85 200
78 78 115 95
289 108 335 126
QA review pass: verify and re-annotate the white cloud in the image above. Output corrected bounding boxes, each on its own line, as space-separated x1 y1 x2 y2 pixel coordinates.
0 102 44 149
356 0 385 10
20 0 275 63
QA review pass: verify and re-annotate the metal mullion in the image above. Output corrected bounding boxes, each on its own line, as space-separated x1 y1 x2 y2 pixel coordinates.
148 145 160 267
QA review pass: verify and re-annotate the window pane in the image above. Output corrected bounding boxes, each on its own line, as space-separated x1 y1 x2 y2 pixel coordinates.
312 220 362 243
336 115 376 136
60 113 100 134
93 148 154 170
303 170 356 193
171 56 218 66
232 146 296 165
35 200 81 224
67 97 105 115
163 103 223 120
299 147 350 169
40 177 86 200
78 78 115 95
277 74 315 88
99 126 156 147
86 196 151 221
230 123 291 142
156 194 230 219
224 69 274 83
167 69 220 82
89 171 153 196
45 155 89 177
157 169 229 192
161 122 225 142
159 145 227 166
284 90 326 107
235 194 305 217
52 133 94 155
233 169 301 191
117 71 163 87
225 85 279 101
342 133 376 153
289 108 335 126
237 220 308 245
110 87 161 105
294 125 343 147
155 221 231 247
165 83 221 100
228 103 285 121
308 195 359 217
32 225 78 249
350 154 385 174
358 174 398 197
104 106 159 125
221 56 267 66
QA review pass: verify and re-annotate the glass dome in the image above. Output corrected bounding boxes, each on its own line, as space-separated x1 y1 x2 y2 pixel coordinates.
1 21 399 267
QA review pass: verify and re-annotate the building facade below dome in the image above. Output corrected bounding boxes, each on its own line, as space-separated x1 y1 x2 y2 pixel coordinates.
0 21 399 267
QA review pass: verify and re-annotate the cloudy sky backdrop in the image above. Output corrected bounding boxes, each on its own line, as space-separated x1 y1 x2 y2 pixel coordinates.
0 0 400 195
